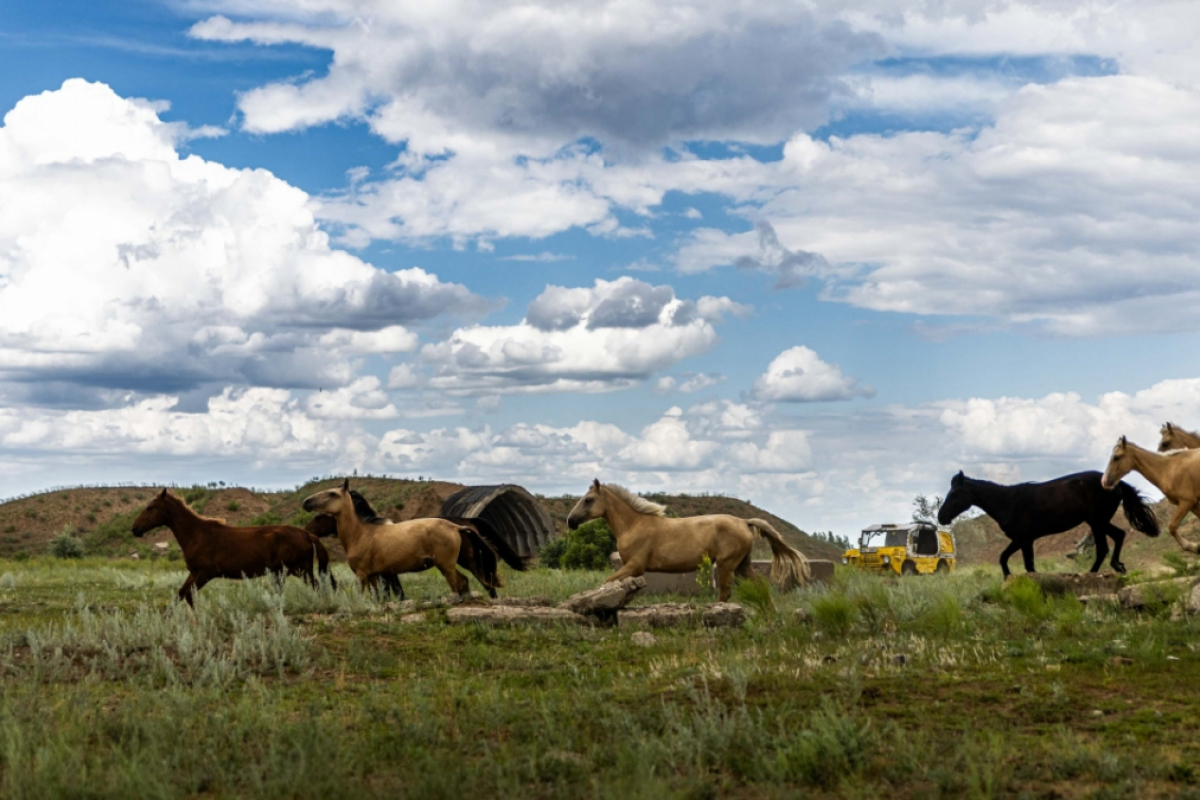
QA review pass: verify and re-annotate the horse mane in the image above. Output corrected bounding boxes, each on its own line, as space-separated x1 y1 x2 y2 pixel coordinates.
603 483 667 516
165 491 227 524
349 490 392 525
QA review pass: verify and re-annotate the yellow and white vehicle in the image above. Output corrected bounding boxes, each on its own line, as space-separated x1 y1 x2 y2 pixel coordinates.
842 522 956 576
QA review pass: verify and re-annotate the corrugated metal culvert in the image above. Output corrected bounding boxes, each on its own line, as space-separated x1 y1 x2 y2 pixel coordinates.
440 484 555 558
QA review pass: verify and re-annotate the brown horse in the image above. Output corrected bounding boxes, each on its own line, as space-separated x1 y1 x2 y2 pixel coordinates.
566 479 810 601
1158 422 1200 452
305 491 526 599
302 480 502 597
131 489 335 605
1102 436 1200 553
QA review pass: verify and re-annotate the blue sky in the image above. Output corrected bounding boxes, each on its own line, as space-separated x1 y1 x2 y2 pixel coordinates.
3 0 1200 536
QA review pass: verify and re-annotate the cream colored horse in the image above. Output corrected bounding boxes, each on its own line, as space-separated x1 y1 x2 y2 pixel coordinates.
566 479 810 601
1102 437 1200 553
1158 422 1200 452
302 480 471 595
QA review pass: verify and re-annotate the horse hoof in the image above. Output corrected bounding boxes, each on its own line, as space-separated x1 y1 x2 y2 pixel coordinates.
1113 562 1127 575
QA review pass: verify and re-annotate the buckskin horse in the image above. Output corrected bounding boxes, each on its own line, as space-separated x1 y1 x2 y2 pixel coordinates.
566 479 810 602
301 480 524 597
305 490 525 599
131 489 336 605
1102 436 1200 553
937 469 1160 577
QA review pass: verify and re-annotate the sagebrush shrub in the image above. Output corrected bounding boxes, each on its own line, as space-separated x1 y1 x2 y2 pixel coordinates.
539 519 616 570
49 531 84 559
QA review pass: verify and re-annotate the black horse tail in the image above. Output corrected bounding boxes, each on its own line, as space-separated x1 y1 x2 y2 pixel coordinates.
1118 481 1160 537
310 534 338 590
456 525 503 590
445 516 528 572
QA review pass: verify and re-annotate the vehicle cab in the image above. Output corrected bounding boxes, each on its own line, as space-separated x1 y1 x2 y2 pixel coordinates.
842 522 956 576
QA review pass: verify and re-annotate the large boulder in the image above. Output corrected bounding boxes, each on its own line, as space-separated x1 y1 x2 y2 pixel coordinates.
702 602 748 628
1026 572 1123 597
1117 576 1200 610
445 606 590 626
559 577 647 617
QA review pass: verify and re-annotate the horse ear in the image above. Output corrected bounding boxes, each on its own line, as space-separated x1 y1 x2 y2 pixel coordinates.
158 488 167 497
592 478 601 490
342 478 350 491
1120 435 1127 446
1166 422 1174 432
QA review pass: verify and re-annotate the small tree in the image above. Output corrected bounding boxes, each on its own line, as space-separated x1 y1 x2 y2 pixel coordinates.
912 494 943 524
539 519 617 570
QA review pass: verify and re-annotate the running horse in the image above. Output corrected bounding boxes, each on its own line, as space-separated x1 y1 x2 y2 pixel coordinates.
305 490 525 599
937 470 1160 576
1103 436 1200 553
131 489 336 605
301 480 525 597
566 479 810 602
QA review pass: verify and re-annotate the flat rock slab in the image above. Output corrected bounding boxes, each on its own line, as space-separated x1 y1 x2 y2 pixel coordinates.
446 606 590 626
1078 594 1120 607
490 596 554 608
703 602 747 628
619 603 697 628
559 577 647 616
1118 576 1200 610
1026 573 1123 597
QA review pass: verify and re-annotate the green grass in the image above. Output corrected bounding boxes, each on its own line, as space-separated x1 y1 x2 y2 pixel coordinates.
0 561 1196 797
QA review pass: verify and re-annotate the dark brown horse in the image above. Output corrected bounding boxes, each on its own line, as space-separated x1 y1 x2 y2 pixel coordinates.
132 489 336 605
305 491 526 599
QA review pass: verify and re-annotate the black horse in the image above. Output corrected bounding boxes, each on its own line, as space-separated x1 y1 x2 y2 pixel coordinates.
937 470 1159 577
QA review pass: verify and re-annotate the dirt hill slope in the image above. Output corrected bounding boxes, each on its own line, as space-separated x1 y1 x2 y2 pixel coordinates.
0 478 838 561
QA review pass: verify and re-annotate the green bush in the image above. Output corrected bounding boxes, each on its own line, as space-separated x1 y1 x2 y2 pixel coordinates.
48 532 84 559
811 592 858 636
247 511 282 526
539 519 616 570
85 510 140 552
226 500 240 512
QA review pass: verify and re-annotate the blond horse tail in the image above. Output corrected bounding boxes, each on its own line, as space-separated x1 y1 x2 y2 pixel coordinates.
747 519 810 589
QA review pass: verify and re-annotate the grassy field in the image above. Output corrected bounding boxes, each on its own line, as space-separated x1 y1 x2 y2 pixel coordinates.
0 559 1198 798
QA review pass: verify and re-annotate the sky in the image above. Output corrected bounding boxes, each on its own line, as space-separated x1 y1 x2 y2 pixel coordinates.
3 0 1200 538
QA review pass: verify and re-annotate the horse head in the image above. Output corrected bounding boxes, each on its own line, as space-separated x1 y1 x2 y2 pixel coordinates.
131 488 172 537
1160 422 1179 452
302 478 352 516
1102 436 1132 490
936 471 972 525
567 479 606 530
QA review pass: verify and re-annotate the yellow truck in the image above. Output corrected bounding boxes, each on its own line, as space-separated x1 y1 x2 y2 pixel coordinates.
842 522 956 576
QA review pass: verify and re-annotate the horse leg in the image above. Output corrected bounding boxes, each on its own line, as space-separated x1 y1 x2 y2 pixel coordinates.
1086 524 1112 573
604 558 646 583
1166 503 1197 553
1020 541 1036 573
998 540 1022 579
715 556 740 602
383 573 405 600
435 563 468 597
177 572 199 606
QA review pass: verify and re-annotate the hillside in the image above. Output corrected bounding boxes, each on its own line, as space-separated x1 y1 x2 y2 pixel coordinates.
0 479 841 561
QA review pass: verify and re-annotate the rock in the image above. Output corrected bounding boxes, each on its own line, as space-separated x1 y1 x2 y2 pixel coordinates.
128 552 140 560
794 607 810 623
559 577 646 617
383 600 418 614
400 613 426 624
1026 572 1123 597
619 603 696 628
152 542 170 552
490 596 554 608
702 602 747 628
631 631 657 647
1186 583 1200 616
445 606 591 627
1117 576 1200 610
1078 593 1120 607
892 654 908 666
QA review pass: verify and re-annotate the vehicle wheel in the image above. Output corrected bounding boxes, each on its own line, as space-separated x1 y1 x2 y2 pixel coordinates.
901 561 917 576
936 559 949 574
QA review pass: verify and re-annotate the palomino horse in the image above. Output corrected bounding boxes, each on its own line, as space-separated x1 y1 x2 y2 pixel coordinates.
301 480 523 597
1102 436 1200 553
131 489 335 605
305 490 525 599
1158 423 1200 452
937 471 1159 577
566 479 810 602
